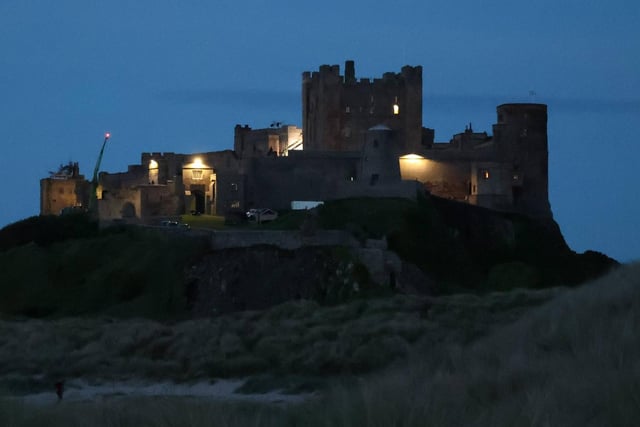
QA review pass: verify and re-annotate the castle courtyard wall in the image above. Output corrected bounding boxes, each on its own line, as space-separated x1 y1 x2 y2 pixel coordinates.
40 178 89 215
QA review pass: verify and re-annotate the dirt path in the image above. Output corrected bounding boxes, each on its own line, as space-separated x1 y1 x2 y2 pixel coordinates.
15 378 310 405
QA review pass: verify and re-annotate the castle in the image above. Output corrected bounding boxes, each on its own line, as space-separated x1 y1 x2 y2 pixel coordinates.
40 60 551 221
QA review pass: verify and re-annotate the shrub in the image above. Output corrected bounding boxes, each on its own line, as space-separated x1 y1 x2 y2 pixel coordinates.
486 261 540 290
0 213 99 252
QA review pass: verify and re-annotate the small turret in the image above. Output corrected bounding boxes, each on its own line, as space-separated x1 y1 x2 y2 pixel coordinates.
345 60 356 84
361 125 401 185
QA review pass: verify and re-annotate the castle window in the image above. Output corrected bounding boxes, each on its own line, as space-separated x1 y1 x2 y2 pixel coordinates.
231 183 238 191
192 169 203 180
345 106 350 113
230 201 240 209
393 96 399 115
149 160 159 184
483 170 490 180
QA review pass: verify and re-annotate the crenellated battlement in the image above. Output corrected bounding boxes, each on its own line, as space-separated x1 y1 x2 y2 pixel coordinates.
41 60 551 221
303 62 422 86
302 60 423 152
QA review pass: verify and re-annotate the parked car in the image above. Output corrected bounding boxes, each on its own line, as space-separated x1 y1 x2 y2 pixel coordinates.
245 208 261 219
160 220 190 230
246 208 278 223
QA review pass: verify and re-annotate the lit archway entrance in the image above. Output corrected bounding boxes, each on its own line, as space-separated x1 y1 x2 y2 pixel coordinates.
183 157 213 215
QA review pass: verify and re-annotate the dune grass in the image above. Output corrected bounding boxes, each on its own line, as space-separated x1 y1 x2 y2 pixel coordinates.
302 261 640 427
2 262 638 426
0 286 559 392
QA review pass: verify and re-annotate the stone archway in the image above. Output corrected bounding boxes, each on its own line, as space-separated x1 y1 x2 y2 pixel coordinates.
121 202 136 218
192 189 205 214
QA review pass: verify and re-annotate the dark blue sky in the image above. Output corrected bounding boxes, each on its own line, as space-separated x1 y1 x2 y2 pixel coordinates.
1 1 639 262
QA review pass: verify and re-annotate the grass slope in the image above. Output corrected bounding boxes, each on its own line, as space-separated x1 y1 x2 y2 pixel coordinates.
0 219 207 318
0 197 617 320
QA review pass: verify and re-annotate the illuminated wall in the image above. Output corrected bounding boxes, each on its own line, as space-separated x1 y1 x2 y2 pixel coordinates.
399 154 470 200
182 157 215 214
40 177 89 215
234 124 303 157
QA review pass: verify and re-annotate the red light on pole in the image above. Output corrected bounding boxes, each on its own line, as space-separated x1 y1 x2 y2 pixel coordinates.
105 132 111 139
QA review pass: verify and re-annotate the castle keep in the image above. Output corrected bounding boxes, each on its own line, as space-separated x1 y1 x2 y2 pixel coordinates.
40 61 551 221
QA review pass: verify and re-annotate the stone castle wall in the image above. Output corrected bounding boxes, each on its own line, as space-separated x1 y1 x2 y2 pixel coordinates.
302 61 423 153
40 62 551 221
40 177 89 215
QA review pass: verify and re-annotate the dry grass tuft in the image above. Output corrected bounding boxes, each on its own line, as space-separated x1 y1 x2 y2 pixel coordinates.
3 263 638 426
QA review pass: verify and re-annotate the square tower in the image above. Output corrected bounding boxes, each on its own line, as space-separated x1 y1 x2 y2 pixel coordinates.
302 60 423 153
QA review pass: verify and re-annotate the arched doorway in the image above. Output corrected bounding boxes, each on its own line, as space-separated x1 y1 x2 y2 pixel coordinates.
192 189 205 214
121 202 136 218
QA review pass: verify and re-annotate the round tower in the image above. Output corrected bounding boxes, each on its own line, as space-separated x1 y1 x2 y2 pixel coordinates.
361 125 401 185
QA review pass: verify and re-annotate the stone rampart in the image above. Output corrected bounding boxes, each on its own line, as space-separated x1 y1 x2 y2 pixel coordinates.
208 229 406 287
210 230 360 250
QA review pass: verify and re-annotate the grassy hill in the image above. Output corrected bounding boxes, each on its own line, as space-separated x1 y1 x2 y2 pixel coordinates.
0 199 632 426
0 217 208 319
283 195 617 290
0 196 617 319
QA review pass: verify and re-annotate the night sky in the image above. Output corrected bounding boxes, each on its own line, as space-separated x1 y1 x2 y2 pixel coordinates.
1 1 638 262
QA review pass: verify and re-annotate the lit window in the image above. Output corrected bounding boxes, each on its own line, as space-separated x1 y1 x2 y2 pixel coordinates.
192 169 203 180
231 183 238 191
483 170 490 180
149 160 159 184
231 201 240 208
393 96 399 115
